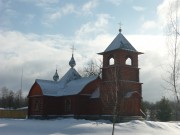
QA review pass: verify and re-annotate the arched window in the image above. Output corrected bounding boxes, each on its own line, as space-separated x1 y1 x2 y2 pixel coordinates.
65 99 71 112
34 99 40 112
109 57 114 65
125 57 132 65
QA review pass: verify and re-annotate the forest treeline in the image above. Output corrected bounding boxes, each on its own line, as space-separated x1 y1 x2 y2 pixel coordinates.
142 97 180 121
0 87 28 109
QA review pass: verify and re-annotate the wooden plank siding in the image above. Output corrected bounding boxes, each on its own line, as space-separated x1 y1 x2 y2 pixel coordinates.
28 79 102 117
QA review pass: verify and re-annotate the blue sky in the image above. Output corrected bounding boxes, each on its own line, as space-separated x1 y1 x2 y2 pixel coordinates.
1 0 162 35
0 0 179 102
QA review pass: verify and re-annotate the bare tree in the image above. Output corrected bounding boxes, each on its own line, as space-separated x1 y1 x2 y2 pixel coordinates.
165 0 180 120
15 89 23 108
101 66 126 135
0 87 28 109
80 59 102 77
111 66 121 135
79 59 121 134
0 87 9 108
7 90 15 108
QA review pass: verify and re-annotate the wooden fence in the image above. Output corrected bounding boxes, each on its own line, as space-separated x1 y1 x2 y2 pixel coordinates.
0 108 27 119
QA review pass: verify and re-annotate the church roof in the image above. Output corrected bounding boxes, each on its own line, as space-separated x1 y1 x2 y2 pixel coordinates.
36 79 60 95
100 32 137 54
36 68 98 96
58 76 98 96
59 68 81 87
33 50 99 97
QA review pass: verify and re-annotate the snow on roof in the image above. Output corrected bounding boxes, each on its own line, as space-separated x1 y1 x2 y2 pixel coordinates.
59 68 81 87
104 32 137 53
36 79 60 95
36 68 98 97
124 91 140 98
59 76 98 96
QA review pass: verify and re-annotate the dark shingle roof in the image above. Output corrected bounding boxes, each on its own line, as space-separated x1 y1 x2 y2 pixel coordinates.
104 32 137 53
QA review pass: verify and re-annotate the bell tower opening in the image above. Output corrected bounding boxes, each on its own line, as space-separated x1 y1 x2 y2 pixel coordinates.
109 57 115 65
125 57 132 65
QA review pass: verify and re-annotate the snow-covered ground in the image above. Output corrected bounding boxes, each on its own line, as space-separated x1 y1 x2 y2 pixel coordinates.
0 118 180 135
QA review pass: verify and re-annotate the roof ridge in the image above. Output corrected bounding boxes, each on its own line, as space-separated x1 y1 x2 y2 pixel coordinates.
36 79 54 82
59 68 81 86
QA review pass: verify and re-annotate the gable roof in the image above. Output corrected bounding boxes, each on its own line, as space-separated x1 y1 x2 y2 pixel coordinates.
36 79 60 96
101 32 137 53
59 68 81 88
58 76 98 96
35 68 98 97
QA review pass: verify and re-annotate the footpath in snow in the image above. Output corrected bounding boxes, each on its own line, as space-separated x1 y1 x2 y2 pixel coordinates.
0 118 180 135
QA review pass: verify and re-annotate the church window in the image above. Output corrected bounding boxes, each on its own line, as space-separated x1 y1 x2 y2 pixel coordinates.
34 99 40 112
65 99 71 112
109 57 114 65
125 57 132 65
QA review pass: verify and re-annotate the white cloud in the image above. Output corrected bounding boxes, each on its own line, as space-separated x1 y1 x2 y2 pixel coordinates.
62 4 75 15
82 0 98 13
127 35 169 101
157 0 180 28
75 14 111 38
141 0 180 34
133 6 145 12
141 20 157 31
43 0 99 25
47 4 75 22
95 14 109 28
137 0 180 101
0 31 74 94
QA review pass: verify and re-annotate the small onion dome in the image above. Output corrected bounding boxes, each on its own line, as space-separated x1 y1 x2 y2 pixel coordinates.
53 69 59 81
69 54 76 68
119 28 122 33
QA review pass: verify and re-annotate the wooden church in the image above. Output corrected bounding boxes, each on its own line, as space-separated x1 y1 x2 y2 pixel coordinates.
28 29 143 120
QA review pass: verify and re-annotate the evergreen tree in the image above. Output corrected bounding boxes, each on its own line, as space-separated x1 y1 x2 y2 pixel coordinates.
156 97 172 122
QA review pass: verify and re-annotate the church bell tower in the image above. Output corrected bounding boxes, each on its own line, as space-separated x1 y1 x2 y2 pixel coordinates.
99 29 143 116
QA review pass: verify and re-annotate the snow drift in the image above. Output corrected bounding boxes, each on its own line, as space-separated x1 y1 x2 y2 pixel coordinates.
0 118 180 135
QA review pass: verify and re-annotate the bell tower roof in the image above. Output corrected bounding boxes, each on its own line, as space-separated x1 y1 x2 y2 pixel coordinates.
105 32 137 53
98 31 143 55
